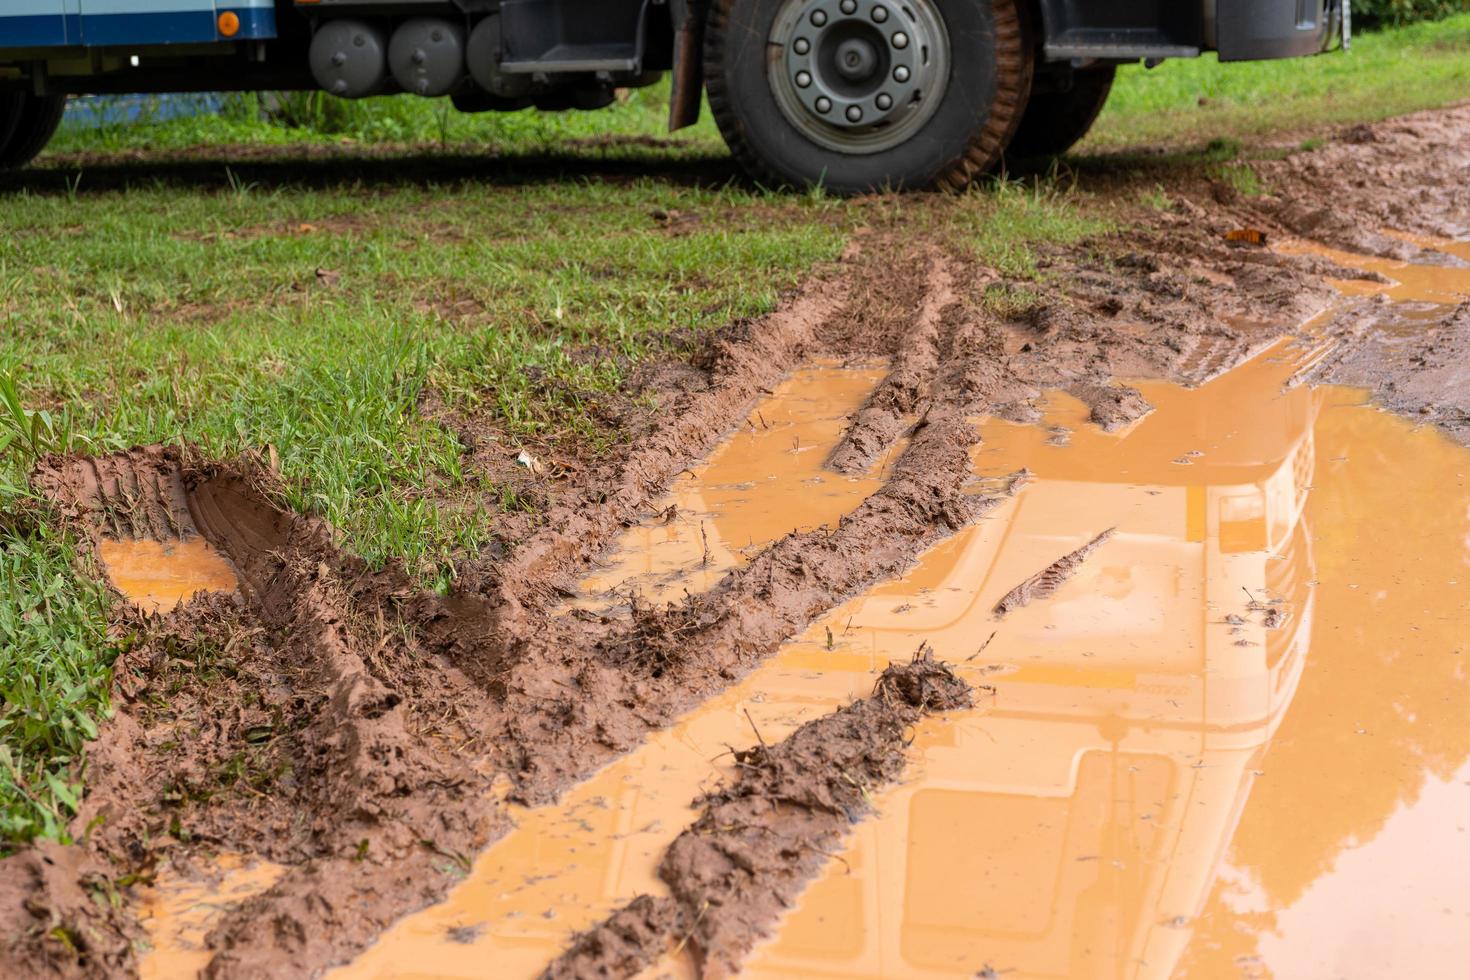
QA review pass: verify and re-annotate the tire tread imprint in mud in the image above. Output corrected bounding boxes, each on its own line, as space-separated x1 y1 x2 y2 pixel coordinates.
826 248 956 473
704 0 1032 191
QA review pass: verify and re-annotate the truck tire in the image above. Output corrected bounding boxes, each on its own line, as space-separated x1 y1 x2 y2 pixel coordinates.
0 95 66 170
1005 66 1114 160
705 0 1031 193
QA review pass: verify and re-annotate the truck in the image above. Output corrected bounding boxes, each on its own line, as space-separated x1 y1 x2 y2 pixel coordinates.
0 0 1347 190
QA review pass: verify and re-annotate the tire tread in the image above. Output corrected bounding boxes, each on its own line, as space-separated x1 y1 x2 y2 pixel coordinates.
705 0 1032 192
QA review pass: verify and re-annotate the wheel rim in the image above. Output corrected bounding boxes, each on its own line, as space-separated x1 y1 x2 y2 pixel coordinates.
767 0 950 156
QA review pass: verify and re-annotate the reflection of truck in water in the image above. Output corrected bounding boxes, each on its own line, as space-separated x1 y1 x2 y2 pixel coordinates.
743 363 1323 978
2 1 1345 189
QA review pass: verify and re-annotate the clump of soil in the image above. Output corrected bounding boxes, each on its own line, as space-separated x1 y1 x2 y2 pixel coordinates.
541 649 973 979
539 895 683 980
0 842 135 978
994 528 1117 618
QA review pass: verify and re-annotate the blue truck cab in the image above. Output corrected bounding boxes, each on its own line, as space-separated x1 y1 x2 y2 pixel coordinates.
0 0 1347 189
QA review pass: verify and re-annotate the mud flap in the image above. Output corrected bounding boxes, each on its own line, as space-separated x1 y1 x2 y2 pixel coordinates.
667 0 704 131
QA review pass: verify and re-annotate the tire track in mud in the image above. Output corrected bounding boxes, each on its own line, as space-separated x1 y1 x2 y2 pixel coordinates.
9 110 1457 976
826 250 955 475
5 245 1006 979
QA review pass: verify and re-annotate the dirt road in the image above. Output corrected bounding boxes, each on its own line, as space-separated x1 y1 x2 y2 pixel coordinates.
4 102 1470 979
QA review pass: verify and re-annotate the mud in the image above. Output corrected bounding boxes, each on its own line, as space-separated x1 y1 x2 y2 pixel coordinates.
1256 107 1470 259
824 251 952 475
0 841 135 978
1304 298 1470 444
541 652 972 980
5 100 1470 980
1274 238 1470 444
991 527 1116 618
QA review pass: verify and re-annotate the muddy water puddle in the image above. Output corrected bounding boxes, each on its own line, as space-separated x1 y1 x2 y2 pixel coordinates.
735 354 1470 977
330 326 1469 979
572 359 894 611
1279 236 1470 305
96 536 239 614
138 255 1470 978
137 854 286 980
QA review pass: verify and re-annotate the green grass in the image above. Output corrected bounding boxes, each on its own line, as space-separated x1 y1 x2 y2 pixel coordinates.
1089 13 1470 149
0 501 120 845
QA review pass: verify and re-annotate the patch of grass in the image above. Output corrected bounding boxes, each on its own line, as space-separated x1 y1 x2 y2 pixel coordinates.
1138 184 1173 210
1089 13 1470 149
941 177 1112 276
980 283 1047 319
47 81 728 161
1 178 845 574
0 505 120 845
1214 161 1266 197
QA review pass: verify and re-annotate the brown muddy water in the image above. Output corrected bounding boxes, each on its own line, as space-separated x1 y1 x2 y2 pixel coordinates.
96 537 239 614
137 854 284 980
141 273 1470 979
573 359 894 611
1278 236 1470 304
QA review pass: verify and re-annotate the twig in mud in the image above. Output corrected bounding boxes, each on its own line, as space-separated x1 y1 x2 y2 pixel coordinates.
701 521 711 567
672 900 710 957
742 708 767 750
966 630 998 662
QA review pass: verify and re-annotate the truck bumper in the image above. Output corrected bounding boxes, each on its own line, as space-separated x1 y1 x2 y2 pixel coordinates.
1217 0 1343 62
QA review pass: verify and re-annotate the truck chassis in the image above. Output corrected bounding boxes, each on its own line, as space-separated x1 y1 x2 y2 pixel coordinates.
0 0 1345 189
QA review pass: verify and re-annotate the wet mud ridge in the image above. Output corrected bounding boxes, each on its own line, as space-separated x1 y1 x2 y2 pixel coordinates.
5 102 1470 980
992 527 1116 619
541 651 972 980
1300 297 1470 445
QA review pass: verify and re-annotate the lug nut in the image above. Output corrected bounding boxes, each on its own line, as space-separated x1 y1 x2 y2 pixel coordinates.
811 9 827 25
846 105 863 122
794 37 810 54
840 0 857 12
872 5 889 22
815 96 832 113
893 65 910 82
796 70 812 87
876 92 892 110
892 31 908 49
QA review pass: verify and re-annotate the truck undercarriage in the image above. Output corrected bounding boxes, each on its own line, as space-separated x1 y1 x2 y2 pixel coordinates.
0 0 1345 188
